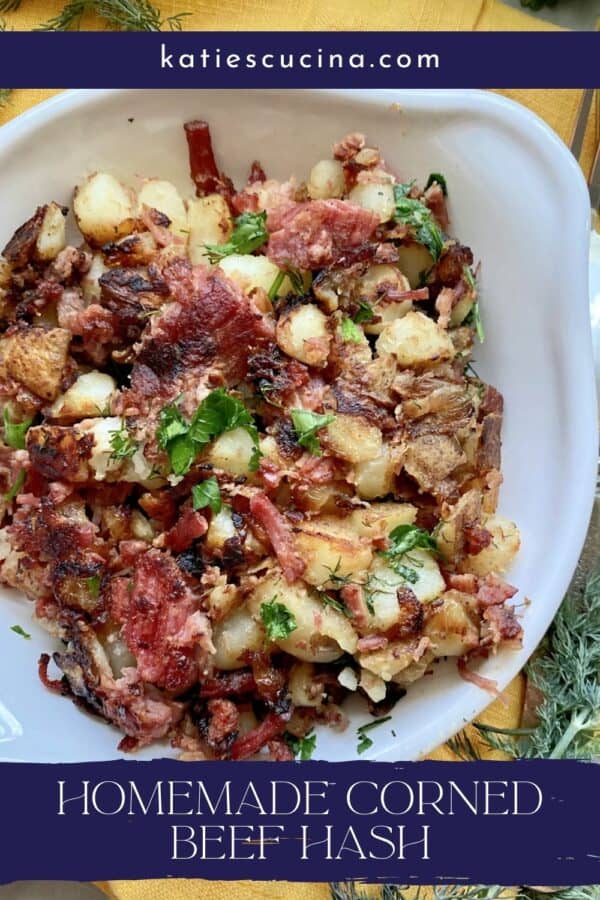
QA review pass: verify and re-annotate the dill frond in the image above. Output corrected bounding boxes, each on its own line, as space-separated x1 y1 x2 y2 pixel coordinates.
475 568 600 760
37 0 190 31
446 728 482 761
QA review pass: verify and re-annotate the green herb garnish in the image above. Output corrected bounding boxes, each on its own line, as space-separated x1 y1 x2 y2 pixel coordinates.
3 408 32 450
192 476 222 515
465 300 485 343
86 574 102 598
157 389 260 477
204 211 268 263
290 409 335 456
340 317 363 343
267 270 285 302
285 730 317 760
356 715 392 754
353 301 375 324
318 592 352 618
109 424 138 461
10 624 30 640
393 182 444 261
260 598 297 642
379 524 437 565
425 172 448 195
37 0 189 33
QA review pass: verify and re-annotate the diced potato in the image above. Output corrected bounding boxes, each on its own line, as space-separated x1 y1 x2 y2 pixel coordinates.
358 265 412 336
49 371 116 420
187 194 233 265
450 292 475 327
395 242 435 289
360 637 428 681
35 202 67 262
289 662 326 707
458 515 521 577
276 303 331 367
205 576 239 622
73 172 136 247
348 181 395 224
138 178 188 238
338 666 359 692
130 510 154 542
307 159 346 200
359 669 386 703
77 416 123 480
219 254 291 298
208 427 255 477
212 605 264 670
353 444 401 499
81 254 108 303
368 549 445 606
206 506 236 550
435 490 482 564
376 310 454 367
0 326 71 401
103 629 137 679
249 573 358 662
293 518 372 588
325 414 382 464
348 502 417 540
423 590 480 657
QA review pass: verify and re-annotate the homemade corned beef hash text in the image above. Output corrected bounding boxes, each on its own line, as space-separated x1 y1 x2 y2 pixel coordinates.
0 121 522 759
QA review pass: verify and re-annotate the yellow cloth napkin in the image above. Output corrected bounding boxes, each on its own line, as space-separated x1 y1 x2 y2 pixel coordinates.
1 6 597 900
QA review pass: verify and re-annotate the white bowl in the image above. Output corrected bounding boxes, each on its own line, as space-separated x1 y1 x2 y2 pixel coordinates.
0 89 596 762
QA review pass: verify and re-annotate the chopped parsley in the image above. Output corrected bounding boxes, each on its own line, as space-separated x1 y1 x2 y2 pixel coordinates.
353 301 375 324
192 476 222 515
425 172 448 195
109 424 138 461
357 715 392 754
290 409 335 456
393 182 444 261
340 317 363 343
157 389 260 477
4 470 25 503
260 598 297 642
381 523 437 561
3 408 32 450
285 730 317 760
204 211 268 263
86 574 102 599
10 624 31 640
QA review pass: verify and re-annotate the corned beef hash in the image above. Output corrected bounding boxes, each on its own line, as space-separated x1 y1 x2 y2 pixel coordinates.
0 122 523 759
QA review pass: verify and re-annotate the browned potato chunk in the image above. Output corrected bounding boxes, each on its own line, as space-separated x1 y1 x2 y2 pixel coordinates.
73 173 137 247
324 414 382 464
276 303 331 366
423 590 480 657
0 327 71 401
293 517 372 588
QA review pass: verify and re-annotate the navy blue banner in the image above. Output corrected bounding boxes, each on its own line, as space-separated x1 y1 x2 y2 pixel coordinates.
1 759 599 884
0 32 598 88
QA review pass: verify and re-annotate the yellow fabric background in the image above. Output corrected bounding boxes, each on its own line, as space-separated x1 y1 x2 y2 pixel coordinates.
1 3 597 898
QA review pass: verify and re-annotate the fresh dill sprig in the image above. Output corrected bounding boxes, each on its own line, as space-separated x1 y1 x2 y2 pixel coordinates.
330 885 599 900
37 0 189 31
446 728 481 762
447 567 600 761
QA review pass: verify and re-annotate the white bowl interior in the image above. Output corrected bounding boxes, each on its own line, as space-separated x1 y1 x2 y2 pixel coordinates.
0 89 595 762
